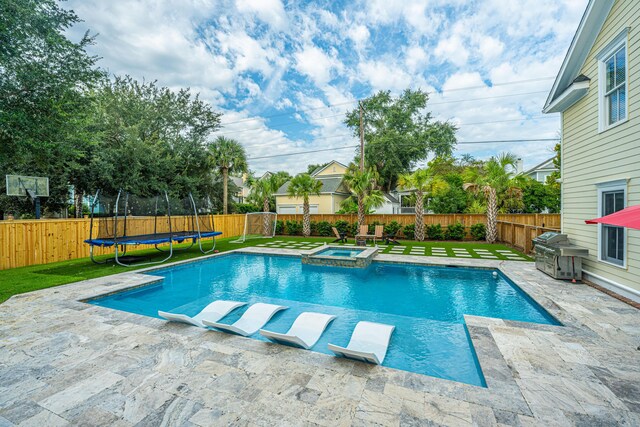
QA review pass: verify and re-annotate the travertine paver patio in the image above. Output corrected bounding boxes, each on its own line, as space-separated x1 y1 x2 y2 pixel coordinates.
1 248 639 426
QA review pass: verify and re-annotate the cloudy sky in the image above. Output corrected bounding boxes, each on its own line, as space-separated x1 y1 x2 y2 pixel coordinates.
65 0 588 175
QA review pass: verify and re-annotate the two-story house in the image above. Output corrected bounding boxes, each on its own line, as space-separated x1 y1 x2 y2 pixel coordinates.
543 0 639 302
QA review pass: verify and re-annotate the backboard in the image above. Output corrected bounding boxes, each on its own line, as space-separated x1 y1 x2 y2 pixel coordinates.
6 175 49 197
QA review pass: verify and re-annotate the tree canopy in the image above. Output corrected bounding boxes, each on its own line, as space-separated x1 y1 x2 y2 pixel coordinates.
0 0 104 215
0 1 225 217
344 89 457 192
91 77 222 198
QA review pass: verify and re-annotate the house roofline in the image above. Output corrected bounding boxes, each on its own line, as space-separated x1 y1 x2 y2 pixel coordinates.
523 156 557 175
310 160 348 177
543 0 614 112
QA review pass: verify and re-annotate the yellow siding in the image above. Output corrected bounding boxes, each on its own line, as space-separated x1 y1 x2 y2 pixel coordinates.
562 0 640 295
275 195 337 214
315 161 347 176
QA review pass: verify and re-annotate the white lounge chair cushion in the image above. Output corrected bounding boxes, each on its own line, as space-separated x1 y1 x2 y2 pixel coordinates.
328 321 395 365
259 312 336 349
158 300 246 328
202 302 288 336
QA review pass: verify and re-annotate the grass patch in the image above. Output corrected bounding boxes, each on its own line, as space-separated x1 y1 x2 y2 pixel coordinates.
0 236 530 304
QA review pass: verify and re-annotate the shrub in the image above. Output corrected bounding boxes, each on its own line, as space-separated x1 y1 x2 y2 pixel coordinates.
284 220 302 235
470 223 486 241
309 221 317 235
426 224 444 240
68 203 90 217
384 220 402 236
334 220 350 235
445 222 465 241
316 221 332 236
275 220 284 235
349 222 359 237
403 223 415 240
234 203 261 213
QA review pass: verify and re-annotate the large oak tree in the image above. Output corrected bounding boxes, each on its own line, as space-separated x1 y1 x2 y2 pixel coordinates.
345 89 457 192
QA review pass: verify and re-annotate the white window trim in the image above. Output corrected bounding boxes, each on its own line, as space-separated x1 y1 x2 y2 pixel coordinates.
597 29 629 133
596 179 627 269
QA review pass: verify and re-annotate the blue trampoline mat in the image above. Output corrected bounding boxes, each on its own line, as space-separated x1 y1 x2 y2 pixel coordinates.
85 231 222 247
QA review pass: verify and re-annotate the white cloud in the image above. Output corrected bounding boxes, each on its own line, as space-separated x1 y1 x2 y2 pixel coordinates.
235 0 288 30
348 24 370 50
294 45 342 85
477 35 505 62
434 36 469 67
357 60 414 92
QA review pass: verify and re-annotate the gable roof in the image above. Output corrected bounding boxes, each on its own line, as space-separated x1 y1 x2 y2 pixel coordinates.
310 160 348 177
523 157 557 175
543 0 615 113
274 176 349 196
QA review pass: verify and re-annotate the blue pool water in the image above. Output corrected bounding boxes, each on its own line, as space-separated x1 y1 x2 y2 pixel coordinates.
90 253 559 386
315 248 365 257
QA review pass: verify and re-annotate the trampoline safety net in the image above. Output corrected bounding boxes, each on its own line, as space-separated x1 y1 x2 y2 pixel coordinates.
85 190 221 266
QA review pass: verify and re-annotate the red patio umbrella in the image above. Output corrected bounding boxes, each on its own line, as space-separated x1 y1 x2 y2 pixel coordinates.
585 205 640 229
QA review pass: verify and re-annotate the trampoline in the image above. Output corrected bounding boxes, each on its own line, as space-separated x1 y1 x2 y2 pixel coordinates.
85 190 222 266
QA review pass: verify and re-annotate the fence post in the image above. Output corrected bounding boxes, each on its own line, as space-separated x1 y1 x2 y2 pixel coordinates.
524 225 531 253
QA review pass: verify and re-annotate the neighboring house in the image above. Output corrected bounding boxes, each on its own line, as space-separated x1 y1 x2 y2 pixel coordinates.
543 0 639 302
232 171 272 203
274 161 350 214
522 157 558 183
375 193 401 214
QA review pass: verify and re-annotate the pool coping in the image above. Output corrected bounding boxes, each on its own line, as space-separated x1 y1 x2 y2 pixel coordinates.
3 246 639 425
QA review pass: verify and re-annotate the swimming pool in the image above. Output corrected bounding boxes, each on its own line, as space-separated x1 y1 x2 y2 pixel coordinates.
89 253 559 386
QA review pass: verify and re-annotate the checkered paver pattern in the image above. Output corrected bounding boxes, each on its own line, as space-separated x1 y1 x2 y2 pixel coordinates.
253 239 530 261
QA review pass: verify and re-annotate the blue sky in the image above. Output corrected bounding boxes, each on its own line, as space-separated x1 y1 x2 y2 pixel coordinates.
65 0 588 174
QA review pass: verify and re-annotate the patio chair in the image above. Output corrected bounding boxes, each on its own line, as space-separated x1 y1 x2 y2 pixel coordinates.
202 302 288 336
384 230 400 245
328 321 395 365
373 225 384 245
158 300 246 328
260 312 336 349
331 227 347 243
356 225 374 245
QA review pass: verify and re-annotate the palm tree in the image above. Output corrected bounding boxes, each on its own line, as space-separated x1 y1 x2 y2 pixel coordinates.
343 165 384 227
250 173 289 213
463 152 522 243
287 173 322 237
250 173 288 235
397 168 448 241
208 137 247 214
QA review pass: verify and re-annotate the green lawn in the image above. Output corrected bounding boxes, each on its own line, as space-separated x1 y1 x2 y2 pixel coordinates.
0 236 530 304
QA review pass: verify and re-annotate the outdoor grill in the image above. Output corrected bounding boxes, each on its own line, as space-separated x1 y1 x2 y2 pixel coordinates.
533 232 589 281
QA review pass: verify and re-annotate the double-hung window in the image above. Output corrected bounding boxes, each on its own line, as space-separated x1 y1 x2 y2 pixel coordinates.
598 30 628 131
598 183 626 267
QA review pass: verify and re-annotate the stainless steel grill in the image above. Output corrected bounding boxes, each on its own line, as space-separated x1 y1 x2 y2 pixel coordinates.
533 232 589 281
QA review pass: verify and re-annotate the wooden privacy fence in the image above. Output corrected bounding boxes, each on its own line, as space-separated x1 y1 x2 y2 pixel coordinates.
276 213 561 229
496 221 561 254
0 214 245 270
0 213 559 270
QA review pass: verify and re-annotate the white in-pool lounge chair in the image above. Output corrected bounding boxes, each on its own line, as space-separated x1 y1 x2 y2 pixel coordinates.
202 302 288 336
158 300 246 328
259 312 336 349
327 321 395 365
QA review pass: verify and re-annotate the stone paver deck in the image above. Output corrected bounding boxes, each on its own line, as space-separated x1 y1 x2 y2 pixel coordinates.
1 248 639 426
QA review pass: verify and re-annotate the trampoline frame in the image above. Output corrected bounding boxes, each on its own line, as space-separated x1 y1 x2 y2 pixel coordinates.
85 190 220 267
